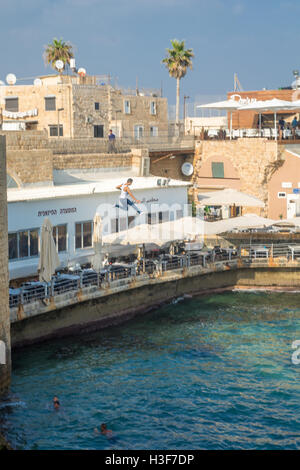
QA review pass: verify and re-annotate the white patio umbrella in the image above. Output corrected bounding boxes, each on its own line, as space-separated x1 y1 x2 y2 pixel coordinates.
38 218 60 283
103 222 186 247
198 188 265 208
92 212 103 272
239 98 295 140
197 99 242 139
204 214 276 235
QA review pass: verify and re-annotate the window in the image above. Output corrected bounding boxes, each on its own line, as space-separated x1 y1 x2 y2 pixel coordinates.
49 125 63 137
53 224 67 252
45 96 56 111
94 125 104 138
148 213 158 225
150 126 158 137
150 101 157 115
75 221 93 249
124 100 131 114
111 218 119 234
134 125 144 140
8 229 39 260
278 192 286 198
95 102 100 110
176 210 183 219
5 97 18 112
159 211 169 223
211 162 224 178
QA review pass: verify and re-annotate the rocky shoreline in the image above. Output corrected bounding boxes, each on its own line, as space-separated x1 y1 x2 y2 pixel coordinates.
0 432 13 450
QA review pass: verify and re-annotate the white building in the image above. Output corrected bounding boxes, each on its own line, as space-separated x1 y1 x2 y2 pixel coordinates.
7 175 190 280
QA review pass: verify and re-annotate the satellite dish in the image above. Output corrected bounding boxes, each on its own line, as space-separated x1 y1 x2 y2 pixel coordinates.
34 78 42 87
55 60 64 71
6 73 16 85
181 162 194 176
78 67 86 77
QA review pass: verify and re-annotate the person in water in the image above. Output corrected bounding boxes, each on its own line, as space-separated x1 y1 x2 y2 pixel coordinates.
94 423 113 437
53 396 60 410
115 178 143 215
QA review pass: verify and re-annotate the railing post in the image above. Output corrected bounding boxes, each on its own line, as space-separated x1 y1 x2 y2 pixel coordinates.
20 287 24 305
79 272 83 289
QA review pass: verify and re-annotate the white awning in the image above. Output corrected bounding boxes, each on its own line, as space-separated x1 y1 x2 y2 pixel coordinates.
198 189 265 208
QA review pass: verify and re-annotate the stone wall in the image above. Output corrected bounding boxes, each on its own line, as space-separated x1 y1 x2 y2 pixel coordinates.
192 139 283 216
53 153 132 170
0 136 11 392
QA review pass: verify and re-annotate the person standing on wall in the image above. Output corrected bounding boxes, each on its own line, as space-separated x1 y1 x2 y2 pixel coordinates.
108 129 116 153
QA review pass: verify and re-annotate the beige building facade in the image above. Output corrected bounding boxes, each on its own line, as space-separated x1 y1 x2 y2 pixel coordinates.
0 135 11 392
0 75 168 140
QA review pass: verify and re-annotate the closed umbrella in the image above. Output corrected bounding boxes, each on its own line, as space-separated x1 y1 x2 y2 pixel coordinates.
197 99 242 139
38 218 60 283
92 212 103 272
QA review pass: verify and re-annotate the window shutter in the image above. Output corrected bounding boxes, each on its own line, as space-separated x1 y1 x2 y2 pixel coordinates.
5 98 19 112
45 97 56 111
211 162 224 178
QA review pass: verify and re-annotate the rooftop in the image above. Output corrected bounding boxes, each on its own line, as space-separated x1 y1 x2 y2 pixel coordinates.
7 176 191 203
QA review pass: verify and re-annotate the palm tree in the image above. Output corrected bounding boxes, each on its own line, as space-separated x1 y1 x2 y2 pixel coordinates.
44 38 74 72
162 39 194 133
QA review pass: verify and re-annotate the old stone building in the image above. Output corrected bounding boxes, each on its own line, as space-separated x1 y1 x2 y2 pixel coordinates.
0 135 10 392
0 74 168 140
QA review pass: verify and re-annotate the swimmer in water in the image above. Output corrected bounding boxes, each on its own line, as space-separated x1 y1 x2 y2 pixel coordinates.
94 423 113 437
53 396 60 410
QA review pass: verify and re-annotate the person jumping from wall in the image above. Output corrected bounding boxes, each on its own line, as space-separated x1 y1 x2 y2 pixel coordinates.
115 178 143 215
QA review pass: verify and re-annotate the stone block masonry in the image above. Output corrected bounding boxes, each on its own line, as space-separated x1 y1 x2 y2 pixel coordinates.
0 135 11 392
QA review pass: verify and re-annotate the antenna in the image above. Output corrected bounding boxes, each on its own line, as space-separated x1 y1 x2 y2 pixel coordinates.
234 73 243 92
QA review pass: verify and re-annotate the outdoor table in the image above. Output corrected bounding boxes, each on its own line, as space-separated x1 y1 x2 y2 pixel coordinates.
288 245 300 261
250 246 269 259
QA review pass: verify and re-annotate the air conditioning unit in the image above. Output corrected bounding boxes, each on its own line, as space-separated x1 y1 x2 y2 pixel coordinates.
141 156 150 176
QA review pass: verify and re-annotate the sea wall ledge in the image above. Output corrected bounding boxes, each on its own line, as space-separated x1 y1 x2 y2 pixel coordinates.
10 258 300 348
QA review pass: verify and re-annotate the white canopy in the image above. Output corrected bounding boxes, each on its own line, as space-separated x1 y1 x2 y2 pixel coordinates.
239 99 296 140
197 99 242 139
203 214 276 235
198 189 265 208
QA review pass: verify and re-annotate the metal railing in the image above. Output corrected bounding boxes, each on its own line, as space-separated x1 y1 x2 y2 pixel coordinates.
9 244 300 310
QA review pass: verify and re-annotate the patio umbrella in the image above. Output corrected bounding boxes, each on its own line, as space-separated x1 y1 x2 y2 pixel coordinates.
196 99 242 139
239 99 295 140
103 222 186 247
92 212 103 272
38 218 60 283
198 188 264 208
203 214 276 235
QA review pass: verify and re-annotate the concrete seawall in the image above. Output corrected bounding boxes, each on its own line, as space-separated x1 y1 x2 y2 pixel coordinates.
11 262 300 348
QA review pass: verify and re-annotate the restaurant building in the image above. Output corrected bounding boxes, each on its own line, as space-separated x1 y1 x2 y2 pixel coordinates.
7 175 190 281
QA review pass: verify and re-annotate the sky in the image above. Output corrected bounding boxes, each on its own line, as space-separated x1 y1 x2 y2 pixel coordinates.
0 0 300 107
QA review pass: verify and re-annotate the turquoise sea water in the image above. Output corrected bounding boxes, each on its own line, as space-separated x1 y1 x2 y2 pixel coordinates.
1 291 300 450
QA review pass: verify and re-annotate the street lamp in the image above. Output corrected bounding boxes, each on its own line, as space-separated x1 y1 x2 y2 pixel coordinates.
183 96 190 134
57 108 64 137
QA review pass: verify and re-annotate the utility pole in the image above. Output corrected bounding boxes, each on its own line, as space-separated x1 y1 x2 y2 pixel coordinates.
183 95 190 134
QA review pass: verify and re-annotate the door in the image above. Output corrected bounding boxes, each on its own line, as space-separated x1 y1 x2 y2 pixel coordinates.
287 195 297 218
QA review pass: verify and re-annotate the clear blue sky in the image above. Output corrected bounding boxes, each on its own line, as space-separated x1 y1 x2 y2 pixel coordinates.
0 0 299 105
